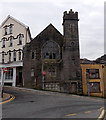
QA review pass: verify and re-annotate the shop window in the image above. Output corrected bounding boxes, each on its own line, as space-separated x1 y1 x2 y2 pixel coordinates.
86 69 100 79
5 68 13 80
89 82 100 93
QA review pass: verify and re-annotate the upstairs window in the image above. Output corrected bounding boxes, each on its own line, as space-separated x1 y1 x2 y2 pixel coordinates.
9 24 13 34
44 52 56 59
31 52 34 59
4 24 13 35
2 39 5 48
2 53 4 63
86 69 100 79
42 41 60 59
9 37 13 47
13 51 16 61
9 52 11 62
19 51 21 60
4 26 8 35
31 50 36 60
19 35 23 45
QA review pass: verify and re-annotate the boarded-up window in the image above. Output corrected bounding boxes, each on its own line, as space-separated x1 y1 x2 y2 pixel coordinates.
86 69 100 79
89 82 100 93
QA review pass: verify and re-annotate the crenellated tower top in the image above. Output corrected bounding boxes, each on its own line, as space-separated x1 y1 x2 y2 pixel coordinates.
63 9 79 24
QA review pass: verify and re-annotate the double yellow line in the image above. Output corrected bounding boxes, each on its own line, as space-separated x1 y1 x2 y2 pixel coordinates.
0 94 15 104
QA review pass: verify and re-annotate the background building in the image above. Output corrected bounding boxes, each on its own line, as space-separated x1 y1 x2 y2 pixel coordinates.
0 15 32 86
23 9 82 94
81 63 104 97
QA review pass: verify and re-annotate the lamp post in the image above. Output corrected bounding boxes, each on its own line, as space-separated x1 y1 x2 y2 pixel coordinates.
42 71 46 89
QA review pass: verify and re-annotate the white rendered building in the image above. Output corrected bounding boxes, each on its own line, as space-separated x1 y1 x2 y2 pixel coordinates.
0 15 32 86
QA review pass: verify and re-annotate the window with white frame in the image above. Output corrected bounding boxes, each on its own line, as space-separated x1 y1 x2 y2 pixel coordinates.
9 24 13 34
4 26 8 35
2 39 5 48
9 37 13 47
2 53 4 63
5 68 13 80
9 52 11 62
19 35 22 45
19 51 21 60
13 51 16 61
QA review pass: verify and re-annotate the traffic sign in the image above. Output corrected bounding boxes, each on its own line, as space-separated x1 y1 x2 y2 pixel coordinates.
4 68 8 72
42 71 46 76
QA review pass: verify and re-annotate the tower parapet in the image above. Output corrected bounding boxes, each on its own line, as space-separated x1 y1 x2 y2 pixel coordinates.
63 9 79 24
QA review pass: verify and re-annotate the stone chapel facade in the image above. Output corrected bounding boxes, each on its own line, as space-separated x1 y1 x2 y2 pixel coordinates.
23 9 82 94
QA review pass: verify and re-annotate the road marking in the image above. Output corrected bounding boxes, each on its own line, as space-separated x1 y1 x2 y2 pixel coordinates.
98 108 105 120
65 107 103 117
84 111 91 113
0 94 15 104
65 113 77 116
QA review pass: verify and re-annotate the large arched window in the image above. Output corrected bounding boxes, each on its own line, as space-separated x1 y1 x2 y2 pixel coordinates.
42 41 60 59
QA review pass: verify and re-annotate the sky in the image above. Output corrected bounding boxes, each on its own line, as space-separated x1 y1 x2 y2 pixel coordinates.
0 0 104 60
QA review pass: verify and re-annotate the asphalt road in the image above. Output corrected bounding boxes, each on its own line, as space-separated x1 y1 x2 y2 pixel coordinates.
2 87 104 119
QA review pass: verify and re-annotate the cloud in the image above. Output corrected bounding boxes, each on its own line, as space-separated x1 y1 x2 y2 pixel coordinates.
0 0 104 60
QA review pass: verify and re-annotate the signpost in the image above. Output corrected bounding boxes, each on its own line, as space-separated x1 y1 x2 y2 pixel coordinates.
42 71 46 89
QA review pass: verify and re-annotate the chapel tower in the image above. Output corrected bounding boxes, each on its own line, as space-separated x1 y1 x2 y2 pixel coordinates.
62 9 82 94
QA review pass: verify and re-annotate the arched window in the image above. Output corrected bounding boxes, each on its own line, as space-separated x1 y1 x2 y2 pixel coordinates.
42 41 60 59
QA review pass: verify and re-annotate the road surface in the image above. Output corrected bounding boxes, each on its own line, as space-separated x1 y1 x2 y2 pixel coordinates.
2 87 104 119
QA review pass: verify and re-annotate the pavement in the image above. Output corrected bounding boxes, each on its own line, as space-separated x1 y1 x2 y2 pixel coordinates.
1 93 11 101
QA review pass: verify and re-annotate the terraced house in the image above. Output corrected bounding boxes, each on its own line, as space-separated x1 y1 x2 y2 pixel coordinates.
0 15 32 86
